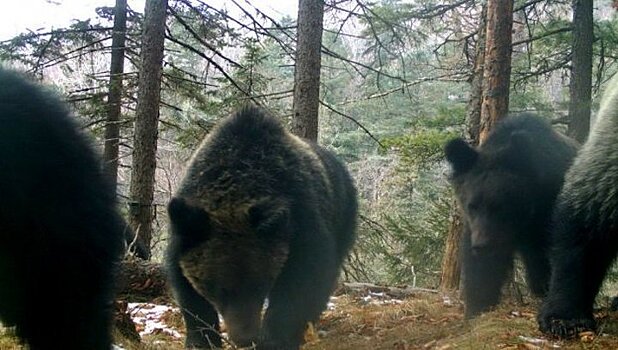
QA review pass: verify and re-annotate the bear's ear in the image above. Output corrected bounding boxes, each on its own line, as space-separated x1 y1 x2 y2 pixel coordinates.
445 138 478 175
248 201 290 234
168 197 210 238
504 130 535 173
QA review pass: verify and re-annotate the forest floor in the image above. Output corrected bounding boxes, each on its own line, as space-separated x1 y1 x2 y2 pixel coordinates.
2 287 618 349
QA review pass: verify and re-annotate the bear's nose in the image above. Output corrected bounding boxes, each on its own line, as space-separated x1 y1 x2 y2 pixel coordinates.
472 246 489 255
470 230 491 255
470 243 490 256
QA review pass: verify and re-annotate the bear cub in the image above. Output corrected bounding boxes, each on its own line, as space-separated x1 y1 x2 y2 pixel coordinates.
445 114 577 318
167 106 358 349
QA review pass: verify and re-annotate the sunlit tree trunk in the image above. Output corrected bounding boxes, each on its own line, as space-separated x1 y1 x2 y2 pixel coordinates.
128 0 168 260
440 212 464 291
291 0 324 141
478 0 514 143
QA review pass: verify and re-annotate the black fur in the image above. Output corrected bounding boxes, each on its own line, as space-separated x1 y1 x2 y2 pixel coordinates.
445 114 578 318
166 106 358 349
538 76 618 338
0 69 125 349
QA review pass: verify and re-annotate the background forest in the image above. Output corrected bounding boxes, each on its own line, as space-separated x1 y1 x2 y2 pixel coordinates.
3 0 618 348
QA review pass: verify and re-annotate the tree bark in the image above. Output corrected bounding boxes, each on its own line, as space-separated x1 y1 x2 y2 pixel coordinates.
103 0 128 192
440 210 464 291
567 0 593 143
465 5 487 148
128 0 168 260
478 0 514 143
291 0 324 142
440 5 487 292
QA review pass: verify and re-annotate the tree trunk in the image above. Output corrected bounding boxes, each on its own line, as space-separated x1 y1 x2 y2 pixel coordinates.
465 5 487 148
478 0 514 143
567 0 593 143
128 0 168 260
103 0 127 191
439 5 487 292
440 209 464 291
291 0 324 142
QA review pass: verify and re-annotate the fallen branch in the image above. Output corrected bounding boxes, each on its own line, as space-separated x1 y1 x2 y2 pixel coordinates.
116 257 168 301
339 282 439 299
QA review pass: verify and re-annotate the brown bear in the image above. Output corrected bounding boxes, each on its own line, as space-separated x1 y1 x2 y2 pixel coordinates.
445 114 578 318
166 106 358 349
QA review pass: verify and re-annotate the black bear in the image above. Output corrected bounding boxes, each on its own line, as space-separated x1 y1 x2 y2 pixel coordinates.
445 114 578 318
166 106 358 350
538 75 618 337
0 69 125 349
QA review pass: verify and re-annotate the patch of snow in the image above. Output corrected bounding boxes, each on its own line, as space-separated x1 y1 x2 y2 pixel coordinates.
128 302 182 338
360 292 403 305
376 299 403 305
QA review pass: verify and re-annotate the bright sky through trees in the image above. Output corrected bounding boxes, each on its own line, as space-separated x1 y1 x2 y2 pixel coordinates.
1 0 298 40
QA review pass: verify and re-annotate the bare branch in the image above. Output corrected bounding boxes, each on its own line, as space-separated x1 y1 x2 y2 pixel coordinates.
319 100 385 149
168 6 242 68
0 26 113 44
164 33 262 107
512 26 571 47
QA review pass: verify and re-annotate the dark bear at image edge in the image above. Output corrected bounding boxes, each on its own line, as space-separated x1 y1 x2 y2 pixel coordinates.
538 74 618 338
445 114 578 318
0 69 125 349
166 106 358 350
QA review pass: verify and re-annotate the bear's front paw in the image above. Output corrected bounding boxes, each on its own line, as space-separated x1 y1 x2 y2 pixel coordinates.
538 311 596 338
